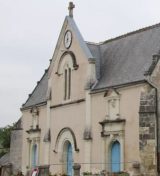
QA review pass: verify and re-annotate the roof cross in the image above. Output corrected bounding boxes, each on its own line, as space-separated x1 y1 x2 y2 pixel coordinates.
68 2 75 18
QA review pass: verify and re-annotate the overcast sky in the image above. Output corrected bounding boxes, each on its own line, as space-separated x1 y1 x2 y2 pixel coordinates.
1 0 160 127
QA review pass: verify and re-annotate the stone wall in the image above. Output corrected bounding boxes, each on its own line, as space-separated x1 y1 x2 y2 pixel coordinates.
139 87 157 175
10 129 23 174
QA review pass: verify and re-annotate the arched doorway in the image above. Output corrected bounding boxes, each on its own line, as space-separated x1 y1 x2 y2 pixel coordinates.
111 141 120 172
32 144 38 167
63 141 73 176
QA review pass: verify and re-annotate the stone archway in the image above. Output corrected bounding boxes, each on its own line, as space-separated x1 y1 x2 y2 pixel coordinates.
54 128 79 175
54 127 79 153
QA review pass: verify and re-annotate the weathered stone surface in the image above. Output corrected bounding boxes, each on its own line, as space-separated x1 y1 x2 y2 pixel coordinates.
10 129 23 174
139 88 156 175
73 163 81 176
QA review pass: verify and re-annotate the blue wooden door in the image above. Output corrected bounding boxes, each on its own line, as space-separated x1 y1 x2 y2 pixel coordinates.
111 141 120 172
67 143 73 176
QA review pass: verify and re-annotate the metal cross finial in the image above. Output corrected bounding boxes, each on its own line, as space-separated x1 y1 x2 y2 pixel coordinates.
68 2 75 18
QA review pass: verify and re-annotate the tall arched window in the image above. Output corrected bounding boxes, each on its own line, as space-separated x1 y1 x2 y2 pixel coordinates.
56 52 78 101
64 66 71 100
111 141 121 172
32 144 38 167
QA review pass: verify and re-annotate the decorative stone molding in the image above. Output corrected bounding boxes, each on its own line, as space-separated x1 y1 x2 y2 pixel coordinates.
104 89 121 120
29 106 40 131
83 127 92 140
99 118 125 171
56 51 79 75
99 118 125 137
26 127 41 134
50 99 85 109
54 127 79 153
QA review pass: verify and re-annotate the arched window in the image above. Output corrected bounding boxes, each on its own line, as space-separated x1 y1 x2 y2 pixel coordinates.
64 66 71 100
111 141 121 172
56 52 78 101
32 144 38 167
63 141 73 176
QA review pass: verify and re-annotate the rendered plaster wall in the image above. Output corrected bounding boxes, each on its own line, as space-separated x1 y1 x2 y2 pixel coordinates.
91 84 143 173
21 105 47 174
50 23 88 106
49 101 86 174
139 87 157 175
48 19 91 175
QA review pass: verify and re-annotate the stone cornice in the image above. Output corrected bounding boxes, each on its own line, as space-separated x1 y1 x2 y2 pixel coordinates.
50 98 85 109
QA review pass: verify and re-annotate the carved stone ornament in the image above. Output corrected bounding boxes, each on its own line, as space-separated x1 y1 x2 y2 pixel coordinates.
110 99 116 108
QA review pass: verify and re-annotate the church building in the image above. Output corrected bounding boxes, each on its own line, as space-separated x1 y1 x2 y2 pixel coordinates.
20 2 160 175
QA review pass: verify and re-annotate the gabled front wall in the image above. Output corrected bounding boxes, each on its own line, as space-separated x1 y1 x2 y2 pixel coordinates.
49 23 89 106
47 17 91 174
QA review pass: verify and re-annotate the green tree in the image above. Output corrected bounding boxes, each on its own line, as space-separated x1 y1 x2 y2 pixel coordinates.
0 124 14 157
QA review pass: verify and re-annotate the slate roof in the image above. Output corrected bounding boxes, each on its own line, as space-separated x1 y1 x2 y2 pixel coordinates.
88 23 160 90
0 153 10 166
22 71 48 109
22 22 160 108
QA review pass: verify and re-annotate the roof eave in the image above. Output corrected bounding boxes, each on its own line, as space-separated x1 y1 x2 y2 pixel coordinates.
90 80 147 94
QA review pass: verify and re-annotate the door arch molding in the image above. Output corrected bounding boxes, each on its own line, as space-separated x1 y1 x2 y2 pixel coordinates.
54 127 79 153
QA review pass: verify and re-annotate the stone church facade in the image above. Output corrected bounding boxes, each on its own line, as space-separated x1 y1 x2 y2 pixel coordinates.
19 2 160 176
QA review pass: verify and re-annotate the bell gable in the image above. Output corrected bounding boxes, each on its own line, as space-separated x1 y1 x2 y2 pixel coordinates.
47 11 96 105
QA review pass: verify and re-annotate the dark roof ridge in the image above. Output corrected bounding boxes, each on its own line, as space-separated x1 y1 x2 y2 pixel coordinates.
100 22 160 44
85 41 99 45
